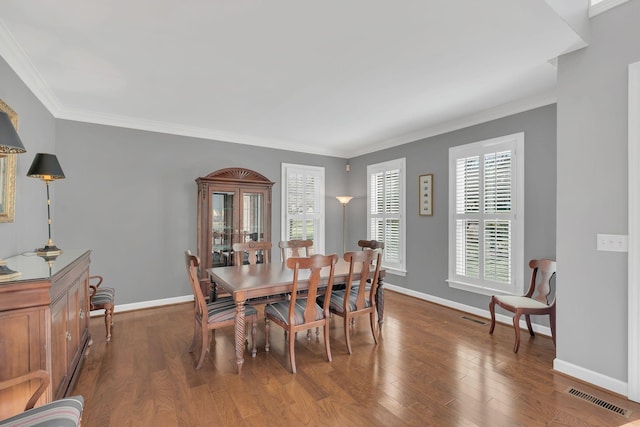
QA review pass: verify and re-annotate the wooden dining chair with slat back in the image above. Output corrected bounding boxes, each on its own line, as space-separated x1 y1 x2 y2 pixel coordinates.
232 241 272 266
318 249 382 354
185 250 258 369
278 239 313 262
89 275 116 341
264 253 338 373
489 259 557 353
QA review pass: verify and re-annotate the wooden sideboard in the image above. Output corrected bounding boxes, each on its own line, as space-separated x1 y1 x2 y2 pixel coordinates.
0 249 91 420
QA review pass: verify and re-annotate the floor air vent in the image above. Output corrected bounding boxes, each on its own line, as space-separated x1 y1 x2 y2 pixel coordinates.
460 316 487 326
566 387 630 418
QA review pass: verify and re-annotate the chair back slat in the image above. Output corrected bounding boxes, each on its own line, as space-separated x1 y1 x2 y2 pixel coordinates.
528 259 556 305
279 239 313 261
287 254 338 324
232 241 272 265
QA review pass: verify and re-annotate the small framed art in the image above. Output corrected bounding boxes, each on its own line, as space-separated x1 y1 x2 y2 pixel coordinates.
419 174 433 216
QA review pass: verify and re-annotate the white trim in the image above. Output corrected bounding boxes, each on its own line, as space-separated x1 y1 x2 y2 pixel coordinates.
384 282 551 337
628 62 640 402
90 294 193 317
589 0 629 18
553 359 628 397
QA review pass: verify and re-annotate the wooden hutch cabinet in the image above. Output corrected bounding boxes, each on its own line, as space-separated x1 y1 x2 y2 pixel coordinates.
0 250 91 420
196 168 273 296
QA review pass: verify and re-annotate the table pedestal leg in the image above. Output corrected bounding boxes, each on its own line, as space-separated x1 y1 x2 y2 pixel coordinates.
234 301 246 374
375 278 384 329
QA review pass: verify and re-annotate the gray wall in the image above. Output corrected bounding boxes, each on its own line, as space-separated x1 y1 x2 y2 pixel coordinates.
54 121 348 304
348 105 557 316
556 0 640 384
0 56 57 258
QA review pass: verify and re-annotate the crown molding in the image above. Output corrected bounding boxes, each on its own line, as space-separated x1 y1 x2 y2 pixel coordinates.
0 19 62 114
589 0 629 17
343 91 557 158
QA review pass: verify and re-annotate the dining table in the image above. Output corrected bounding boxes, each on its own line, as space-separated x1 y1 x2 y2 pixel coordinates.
207 258 385 374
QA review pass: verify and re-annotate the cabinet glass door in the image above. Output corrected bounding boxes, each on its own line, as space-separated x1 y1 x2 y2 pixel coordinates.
211 191 235 267
241 191 264 243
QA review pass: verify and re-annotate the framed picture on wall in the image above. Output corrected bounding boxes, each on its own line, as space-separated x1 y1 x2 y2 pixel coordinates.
419 174 433 216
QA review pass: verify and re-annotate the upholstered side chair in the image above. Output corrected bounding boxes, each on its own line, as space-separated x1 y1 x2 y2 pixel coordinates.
89 275 116 342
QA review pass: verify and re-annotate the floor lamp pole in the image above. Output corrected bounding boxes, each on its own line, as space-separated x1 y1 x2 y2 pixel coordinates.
336 196 353 254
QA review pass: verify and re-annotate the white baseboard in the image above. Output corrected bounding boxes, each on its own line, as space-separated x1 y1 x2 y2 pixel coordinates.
553 358 628 397
90 294 193 317
383 282 552 336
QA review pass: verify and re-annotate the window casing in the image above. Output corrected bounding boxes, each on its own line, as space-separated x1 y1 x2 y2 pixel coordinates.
448 133 524 296
367 158 406 275
281 163 325 257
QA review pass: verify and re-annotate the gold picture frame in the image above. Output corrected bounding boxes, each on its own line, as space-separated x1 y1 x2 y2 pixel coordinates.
0 99 18 223
419 174 433 216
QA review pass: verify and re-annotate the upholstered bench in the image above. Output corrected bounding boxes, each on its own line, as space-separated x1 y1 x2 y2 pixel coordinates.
0 370 83 427
89 275 115 341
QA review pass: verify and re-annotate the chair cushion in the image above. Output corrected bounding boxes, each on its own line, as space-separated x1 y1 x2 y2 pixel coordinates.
265 299 324 325
0 396 84 427
495 295 549 309
91 287 115 306
206 302 256 324
319 288 371 315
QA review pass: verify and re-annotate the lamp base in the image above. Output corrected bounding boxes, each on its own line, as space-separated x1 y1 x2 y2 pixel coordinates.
0 263 21 282
36 244 62 257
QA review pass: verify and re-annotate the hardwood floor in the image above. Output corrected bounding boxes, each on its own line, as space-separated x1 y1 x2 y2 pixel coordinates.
72 291 640 426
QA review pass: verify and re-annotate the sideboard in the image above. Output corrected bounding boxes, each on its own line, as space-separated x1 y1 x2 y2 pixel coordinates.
0 249 91 420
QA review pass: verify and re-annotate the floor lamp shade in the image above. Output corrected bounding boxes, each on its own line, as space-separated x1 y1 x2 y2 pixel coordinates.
0 111 26 153
28 153 66 256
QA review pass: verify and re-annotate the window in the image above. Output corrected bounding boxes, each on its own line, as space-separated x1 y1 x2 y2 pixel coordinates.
281 163 325 256
448 133 524 296
367 158 406 275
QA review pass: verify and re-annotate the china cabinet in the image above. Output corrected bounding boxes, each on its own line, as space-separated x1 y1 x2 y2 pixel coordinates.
196 168 273 297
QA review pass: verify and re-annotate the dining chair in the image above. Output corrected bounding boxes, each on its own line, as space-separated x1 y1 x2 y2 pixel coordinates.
89 275 116 342
318 249 382 354
264 253 338 373
489 259 557 353
185 250 258 369
278 239 313 261
232 241 272 266
0 370 83 426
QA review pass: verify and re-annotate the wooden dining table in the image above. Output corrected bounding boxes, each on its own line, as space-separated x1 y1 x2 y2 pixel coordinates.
207 259 385 374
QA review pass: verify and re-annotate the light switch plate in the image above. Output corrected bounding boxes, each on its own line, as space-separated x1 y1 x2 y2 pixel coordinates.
596 234 629 252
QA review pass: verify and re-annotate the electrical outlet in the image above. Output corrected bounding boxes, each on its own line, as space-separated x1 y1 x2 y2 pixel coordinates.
596 234 628 252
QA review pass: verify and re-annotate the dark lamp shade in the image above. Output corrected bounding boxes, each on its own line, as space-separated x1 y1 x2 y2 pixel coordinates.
0 111 26 153
27 153 65 181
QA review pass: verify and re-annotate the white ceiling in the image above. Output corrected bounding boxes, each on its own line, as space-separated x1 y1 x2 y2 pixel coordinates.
0 1 588 158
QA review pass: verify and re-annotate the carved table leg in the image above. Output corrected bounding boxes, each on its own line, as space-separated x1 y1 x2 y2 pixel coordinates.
234 300 246 374
375 277 384 329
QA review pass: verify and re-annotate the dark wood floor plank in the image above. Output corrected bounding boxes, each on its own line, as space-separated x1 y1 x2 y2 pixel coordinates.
72 291 640 426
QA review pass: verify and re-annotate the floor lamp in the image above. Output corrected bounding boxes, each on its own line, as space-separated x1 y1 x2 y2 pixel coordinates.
336 196 353 254
27 153 65 256
0 110 27 282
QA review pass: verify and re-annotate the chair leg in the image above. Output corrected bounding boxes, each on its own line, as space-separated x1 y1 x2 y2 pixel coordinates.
196 326 210 370
251 318 257 357
489 297 497 335
189 317 200 352
512 313 522 353
369 312 378 345
324 321 332 363
550 309 557 347
525 315 535 337
344 315 353 355
289 328 297 374
104 303 114 342
265 318 271 352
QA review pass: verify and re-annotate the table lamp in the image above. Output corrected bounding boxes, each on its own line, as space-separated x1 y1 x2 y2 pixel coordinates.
27 153 65 256
0 110 27 282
